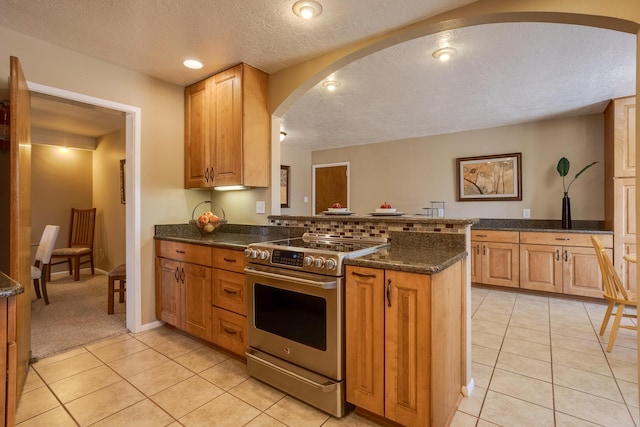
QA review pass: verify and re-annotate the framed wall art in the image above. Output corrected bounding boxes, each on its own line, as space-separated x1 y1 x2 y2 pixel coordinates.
456 153 522 201
120 159 126 204
280 165 290 208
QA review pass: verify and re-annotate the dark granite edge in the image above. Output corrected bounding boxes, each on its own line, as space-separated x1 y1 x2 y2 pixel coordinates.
0 271 25 298
153 235 247 250
345 251 467 274
268 215 477 225
473 218 611 234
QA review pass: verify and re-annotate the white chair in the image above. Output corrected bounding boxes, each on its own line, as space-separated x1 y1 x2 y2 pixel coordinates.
32 225 60 305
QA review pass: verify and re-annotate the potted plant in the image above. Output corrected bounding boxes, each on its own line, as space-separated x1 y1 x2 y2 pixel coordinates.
556 157 597 229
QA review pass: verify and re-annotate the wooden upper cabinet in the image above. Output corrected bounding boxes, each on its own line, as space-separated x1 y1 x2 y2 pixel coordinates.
605 96 636 178
184 63 270 189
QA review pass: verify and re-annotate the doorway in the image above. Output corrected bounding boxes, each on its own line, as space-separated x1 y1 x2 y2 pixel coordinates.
313 162 350 214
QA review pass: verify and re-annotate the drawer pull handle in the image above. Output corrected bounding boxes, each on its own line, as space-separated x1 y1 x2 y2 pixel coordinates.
475 234 488 238
351 271 377 278
176 249 186 254
555 238 570 241
564 250 568 262
174 267 180 282
223 328 238 335
223 288 238 294
223 258 237 263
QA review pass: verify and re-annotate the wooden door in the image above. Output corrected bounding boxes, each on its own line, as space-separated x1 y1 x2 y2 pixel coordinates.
520 244 562 293
211 65 242 186
385 270 430 426
155 257 181 327
563 246 611 298
469 241 481 283
184 79 210 188
182 262 212 341
482 242 519 288
7 56 32 425
345 266 385 416
315 164 348 214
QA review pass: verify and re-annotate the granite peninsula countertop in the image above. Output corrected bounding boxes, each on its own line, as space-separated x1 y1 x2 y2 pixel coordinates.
472 219 612 234
0 271 24 298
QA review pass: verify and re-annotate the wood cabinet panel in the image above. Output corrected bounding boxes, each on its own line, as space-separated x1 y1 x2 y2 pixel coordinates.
482 242 519 287
470 242 481 284
212 248 246 273
212 269 247 316
212 307 247 356
345 266 385 416
471 230 519 243
520 244 562 293
520 232 612 248
182 263 212 341
155 257 181 325
563 246 611 298
184 80 209 188
614 177 636 292
605 96 636 178
155 239 212 266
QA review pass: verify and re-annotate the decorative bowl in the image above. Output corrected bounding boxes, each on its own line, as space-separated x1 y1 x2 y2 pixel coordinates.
375 208 397 213
328 207 348 212
189 201 227 235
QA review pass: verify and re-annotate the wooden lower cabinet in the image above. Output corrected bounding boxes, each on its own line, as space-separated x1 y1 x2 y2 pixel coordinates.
519 232 613 298
211 261 247 357
471 231 519 288
346 263 463 427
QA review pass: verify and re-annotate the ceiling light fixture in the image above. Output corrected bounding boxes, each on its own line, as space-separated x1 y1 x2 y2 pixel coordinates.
322 80 340 91
292 0 322 19
183 59 203 69
280 131 287 142
432 47 456 62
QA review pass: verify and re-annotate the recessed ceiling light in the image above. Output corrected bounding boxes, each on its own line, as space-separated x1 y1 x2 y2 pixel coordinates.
183 59 203 69
292 0 322 19
432 47 456 62
322 80 340 91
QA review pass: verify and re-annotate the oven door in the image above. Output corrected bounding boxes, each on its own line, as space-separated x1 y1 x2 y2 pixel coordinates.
245 264 343 381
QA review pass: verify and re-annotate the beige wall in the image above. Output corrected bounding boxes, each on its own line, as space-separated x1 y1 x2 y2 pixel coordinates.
308 114 605 220
280 145 313 216
31 144 92 273
94 129 126 271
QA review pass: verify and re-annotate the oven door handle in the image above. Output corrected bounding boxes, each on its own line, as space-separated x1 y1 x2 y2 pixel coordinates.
245 267 337 289
245 349 337 392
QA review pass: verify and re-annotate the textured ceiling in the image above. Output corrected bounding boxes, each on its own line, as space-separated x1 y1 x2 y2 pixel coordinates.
1 1 636 148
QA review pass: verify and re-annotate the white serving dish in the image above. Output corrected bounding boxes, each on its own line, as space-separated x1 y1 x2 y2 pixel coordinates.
375 208 397 213
328 207 348 212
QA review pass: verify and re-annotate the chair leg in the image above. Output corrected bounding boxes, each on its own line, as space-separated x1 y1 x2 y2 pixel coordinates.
67 258 72 276
73 255 80 281
108 276 115 315
33 278 42 299
607 303 626 352
41 265 50 305
90 253 95 275
599 301 615 336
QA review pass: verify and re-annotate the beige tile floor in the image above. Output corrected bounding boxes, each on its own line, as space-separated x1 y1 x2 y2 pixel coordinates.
17 285 639 426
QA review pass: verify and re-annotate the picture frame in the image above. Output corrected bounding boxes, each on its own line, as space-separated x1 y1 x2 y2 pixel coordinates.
280 165 290 208
120 159 126 204
456 153 522 201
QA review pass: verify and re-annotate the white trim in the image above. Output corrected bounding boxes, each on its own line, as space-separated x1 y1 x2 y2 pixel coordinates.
462 378 474 397
312 162 350 215
139 320 164 332
27 81 143 333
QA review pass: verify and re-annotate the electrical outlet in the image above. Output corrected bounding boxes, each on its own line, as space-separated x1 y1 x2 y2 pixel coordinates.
256 201 266 214
304 196 309 203
523 208 531 218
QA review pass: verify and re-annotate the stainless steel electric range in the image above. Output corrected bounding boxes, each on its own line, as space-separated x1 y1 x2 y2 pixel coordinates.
243 233 389 417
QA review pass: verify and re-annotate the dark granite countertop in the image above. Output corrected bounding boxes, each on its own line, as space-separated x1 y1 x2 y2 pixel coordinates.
154 223 305 250
345 231 467 275
269 214 477 226
472 219 612 234
0 271 24 298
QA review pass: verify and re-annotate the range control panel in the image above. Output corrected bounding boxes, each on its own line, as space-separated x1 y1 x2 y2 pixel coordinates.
271 249 305 268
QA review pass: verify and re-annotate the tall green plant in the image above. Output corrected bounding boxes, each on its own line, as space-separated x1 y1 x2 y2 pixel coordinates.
556 157 597 194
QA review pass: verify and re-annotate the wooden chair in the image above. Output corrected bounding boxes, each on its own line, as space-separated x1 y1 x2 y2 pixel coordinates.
49 208 96 281
591 236 637 352
32 225 60 305
107 264 126 314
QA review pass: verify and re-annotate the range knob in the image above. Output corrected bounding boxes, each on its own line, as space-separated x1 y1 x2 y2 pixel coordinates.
244 248 252 258
258 250 270 260
304 256 314 267
326 258 337 270
314 257 325 268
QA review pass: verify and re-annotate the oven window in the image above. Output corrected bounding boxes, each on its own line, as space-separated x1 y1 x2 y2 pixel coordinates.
254 283 327 351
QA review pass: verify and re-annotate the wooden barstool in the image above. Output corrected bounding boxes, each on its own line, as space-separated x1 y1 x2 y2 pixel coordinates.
108 264 126 314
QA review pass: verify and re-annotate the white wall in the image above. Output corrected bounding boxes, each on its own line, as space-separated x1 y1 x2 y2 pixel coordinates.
280 145 313 216
307 114 605 221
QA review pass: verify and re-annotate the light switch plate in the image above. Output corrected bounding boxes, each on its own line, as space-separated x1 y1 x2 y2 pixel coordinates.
256 201 266 214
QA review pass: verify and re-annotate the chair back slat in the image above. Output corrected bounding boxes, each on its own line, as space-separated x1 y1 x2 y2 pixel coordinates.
68 208 96 249
591 236 629 301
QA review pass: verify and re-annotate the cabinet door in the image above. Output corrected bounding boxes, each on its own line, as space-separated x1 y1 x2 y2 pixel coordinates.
211 65 242 186
155 257 181 326
614 177 636 292
563 246 611 298
182 262 213 341
470 241 481 284
345 266 385 416
385 270 430 426
212 268 247 315
482 242 519 288
520 244 562 293
184 80 211 188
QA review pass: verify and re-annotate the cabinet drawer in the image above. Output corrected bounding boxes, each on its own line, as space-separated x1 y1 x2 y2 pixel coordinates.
212 307 247 357
212 248 246 273
520 232 613 248
212 269 247 315
155 240 212 266
471 230 519 243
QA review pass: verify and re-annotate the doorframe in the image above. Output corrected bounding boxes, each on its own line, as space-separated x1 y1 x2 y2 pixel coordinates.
26 81 143 333
312 162 350 215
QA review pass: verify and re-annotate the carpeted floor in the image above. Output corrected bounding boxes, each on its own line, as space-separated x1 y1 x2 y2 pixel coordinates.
30 272 128 360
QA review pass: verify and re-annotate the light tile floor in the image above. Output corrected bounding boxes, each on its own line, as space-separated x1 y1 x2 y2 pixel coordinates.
17 286 639 426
